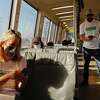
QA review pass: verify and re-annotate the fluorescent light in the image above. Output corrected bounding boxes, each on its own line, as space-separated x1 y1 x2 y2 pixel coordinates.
56 11 73 15
59 15 73 19
65 25 69 29
65 24 68 27
96 82 100 85
61 18 73 21
52 5 74 10
63 22 67 24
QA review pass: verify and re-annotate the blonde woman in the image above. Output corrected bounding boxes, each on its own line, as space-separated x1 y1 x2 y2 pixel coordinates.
0 30 27 94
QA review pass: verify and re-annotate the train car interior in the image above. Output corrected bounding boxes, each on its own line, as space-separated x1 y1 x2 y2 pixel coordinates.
0 0 100 100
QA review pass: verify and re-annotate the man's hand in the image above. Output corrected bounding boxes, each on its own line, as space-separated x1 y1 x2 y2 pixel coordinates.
87 35 95 40
80 34 95 41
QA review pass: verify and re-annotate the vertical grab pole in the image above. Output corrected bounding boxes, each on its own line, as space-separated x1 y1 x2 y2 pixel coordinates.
73 0 80 99
73 0 80 47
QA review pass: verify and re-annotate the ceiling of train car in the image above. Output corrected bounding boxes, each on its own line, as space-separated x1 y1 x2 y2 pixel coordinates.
25 0 100 29
28 0 73 27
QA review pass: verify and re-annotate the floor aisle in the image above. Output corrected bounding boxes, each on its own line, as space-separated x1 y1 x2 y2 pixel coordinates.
78 52 100 100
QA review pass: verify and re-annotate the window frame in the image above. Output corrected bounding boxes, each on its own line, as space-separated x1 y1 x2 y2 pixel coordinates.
8 0 13 29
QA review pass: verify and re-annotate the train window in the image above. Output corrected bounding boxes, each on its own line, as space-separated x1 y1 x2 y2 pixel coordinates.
42 17 50 44
53 25 58 43
47 21 53 42
18 0 38 47
48 22 56 42
0 0 12 35
67 29 74 41
57 26 63 43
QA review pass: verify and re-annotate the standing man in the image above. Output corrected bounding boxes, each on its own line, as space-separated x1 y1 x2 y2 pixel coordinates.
80 9 100 85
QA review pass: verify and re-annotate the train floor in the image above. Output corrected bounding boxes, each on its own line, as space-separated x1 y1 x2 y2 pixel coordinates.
78 52 100 100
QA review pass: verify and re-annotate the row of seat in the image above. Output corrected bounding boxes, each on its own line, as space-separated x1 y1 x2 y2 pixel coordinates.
20 47 77 100
0 46 77 100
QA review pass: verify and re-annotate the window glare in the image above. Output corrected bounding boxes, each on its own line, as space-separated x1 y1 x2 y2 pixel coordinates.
0 0 12 35
18 0 37 47
42 17 50 44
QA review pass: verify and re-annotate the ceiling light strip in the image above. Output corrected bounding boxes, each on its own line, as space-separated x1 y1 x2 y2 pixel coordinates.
52 5 74 10
59 15 73 19
61 18 73 21
56 11 73 15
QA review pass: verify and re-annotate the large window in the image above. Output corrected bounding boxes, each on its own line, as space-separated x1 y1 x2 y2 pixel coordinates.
42 17 50 44
0 0 12 35
47 21 58 43
53 25 58 43
47 21 52 42
18 0 38 47
48 22 56 42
